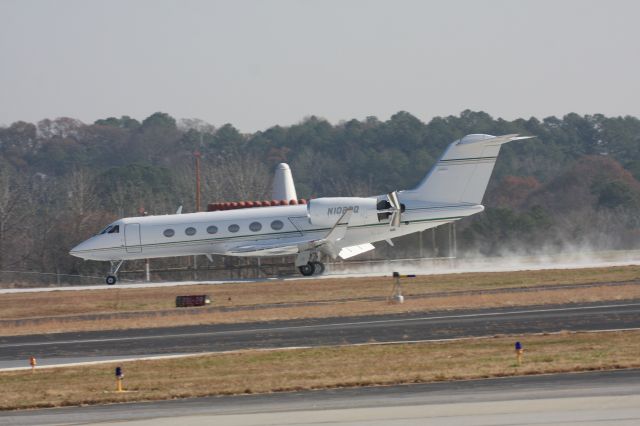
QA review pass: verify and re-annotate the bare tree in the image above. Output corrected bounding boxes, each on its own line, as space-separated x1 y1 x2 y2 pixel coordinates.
202 155 271 203
0 166 30 269
66 168 97 231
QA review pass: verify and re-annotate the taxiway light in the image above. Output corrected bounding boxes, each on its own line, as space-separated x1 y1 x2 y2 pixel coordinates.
29 356 37 373
515 341 524 365
115 366 124 392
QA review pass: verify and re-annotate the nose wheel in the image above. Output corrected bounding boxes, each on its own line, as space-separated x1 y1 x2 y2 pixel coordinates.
106 260 124 285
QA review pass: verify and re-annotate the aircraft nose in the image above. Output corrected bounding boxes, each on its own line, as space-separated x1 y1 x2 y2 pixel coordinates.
69 240 90 259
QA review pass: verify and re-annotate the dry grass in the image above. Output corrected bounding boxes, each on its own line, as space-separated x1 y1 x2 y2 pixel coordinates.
1 329 639 410
3 265 640 319
2 284 640 336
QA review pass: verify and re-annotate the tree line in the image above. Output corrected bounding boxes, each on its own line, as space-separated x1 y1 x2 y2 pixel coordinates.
1 110 640 282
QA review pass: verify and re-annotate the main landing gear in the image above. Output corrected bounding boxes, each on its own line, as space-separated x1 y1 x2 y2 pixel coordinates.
298 261 325 276
106 260 124 285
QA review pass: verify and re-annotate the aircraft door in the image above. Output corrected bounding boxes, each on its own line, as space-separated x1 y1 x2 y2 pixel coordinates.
125 223 142 253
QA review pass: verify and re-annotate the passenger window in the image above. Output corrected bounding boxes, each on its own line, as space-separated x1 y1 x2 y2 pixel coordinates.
249 222 262 232
108 225 119 234
271 220 284 230
163 229 175 237
207 225 218 234
185 227 196 236
228 224 240 233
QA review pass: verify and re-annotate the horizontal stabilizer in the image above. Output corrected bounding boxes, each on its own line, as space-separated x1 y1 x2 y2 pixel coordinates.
339 243 375 259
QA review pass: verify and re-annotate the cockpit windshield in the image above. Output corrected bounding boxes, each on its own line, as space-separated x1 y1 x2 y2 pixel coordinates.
98 224 120 235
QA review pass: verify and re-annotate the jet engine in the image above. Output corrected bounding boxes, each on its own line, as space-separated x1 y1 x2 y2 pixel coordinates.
307 197 378 227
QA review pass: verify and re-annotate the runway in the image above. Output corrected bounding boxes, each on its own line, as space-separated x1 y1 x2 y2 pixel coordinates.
2 369 639 425
2 300 639 369
3 250 639 294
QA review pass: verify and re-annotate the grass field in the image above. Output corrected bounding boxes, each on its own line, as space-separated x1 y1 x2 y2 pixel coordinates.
1 265 640 335
1 329 638 410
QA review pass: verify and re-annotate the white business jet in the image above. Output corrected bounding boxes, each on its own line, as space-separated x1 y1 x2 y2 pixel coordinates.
70 134 531 284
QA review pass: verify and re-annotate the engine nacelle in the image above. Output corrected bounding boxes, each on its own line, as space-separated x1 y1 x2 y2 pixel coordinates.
307 197 378 227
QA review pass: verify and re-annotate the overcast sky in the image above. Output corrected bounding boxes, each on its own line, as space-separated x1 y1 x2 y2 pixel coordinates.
1 0 639 131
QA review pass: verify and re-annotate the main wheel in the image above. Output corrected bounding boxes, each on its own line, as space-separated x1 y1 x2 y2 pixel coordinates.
298 262 316 276
106 275 117 285
311 261 325 275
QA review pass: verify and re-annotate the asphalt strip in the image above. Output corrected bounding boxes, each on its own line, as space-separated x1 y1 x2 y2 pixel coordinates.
2 326 639 372
3 302 640 349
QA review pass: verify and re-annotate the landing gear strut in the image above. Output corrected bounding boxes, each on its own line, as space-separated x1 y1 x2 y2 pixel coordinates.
106 260 124 285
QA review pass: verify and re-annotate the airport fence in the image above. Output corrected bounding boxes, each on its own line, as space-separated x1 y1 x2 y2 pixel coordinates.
0 270 104 288
0 255 453 288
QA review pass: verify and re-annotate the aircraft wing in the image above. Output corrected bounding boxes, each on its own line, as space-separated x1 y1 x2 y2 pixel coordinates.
226 209 353 257
226 238 309 256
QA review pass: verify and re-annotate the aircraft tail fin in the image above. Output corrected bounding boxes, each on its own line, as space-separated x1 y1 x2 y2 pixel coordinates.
401 134 533 204
272 163 297 201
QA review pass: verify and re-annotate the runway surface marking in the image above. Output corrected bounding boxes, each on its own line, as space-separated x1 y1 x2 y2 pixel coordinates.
2 301 639 349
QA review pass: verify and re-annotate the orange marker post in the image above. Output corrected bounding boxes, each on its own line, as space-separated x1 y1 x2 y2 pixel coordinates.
29 356 37 373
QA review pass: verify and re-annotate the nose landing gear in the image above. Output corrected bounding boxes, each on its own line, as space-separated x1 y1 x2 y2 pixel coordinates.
106 260 124 285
